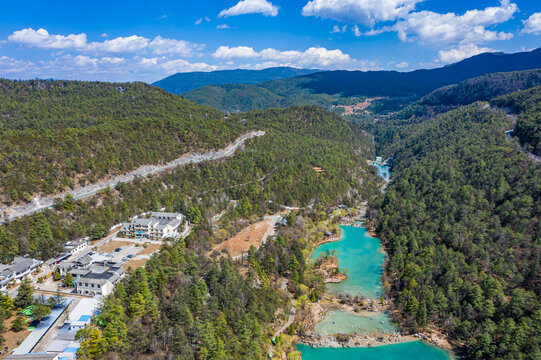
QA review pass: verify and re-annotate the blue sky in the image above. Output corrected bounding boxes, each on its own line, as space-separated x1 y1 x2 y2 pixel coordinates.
0 0 540 82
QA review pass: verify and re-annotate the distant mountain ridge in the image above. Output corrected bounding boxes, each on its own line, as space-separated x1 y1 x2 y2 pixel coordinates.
152 67 320 94
181 48 541 112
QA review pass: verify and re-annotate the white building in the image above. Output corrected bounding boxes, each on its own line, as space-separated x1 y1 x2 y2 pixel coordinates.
66 297 100 331
0 257 42 290
76 263 124 297
63 238 89 256
122 212 184 239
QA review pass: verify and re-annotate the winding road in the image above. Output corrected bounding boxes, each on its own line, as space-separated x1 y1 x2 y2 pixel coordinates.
0 131 265 222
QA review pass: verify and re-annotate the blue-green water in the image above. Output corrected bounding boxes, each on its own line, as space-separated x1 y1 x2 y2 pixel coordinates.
311 226 384 299
373 164 390 182
314 310 396 336
304 225 454 360
297 341 452 360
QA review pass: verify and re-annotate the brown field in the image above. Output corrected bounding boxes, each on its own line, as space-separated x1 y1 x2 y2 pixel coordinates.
123 258 149 270
1 316 31 359
213 216 276 258
331 98 383 115
97 241 134 253
138 243 162 256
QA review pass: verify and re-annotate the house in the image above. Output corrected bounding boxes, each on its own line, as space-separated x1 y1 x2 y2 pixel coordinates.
122 212 185 239
65 297 100 331
0 257 42 290
63 238 89 256
76 264 124 296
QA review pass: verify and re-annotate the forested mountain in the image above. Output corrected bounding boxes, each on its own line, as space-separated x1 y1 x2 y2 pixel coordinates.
152 67 319 94
183 48 541 112
369 97 541 358
0 104 379 262
0 79 240 204
493 86 541 156
359 69 541 154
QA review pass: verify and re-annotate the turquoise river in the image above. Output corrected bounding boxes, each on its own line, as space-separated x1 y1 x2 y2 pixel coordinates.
300 225 454 359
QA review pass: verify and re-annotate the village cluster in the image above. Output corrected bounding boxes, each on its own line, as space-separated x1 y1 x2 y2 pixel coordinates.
0 212 187 359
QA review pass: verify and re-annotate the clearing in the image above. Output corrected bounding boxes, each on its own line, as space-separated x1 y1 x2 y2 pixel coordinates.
212 214 279 259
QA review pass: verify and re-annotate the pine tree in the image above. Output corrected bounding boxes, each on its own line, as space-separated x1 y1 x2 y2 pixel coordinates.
14 277 34 309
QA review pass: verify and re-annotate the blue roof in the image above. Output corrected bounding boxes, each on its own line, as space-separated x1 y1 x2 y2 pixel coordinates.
64 346 79 353
78 315 91 322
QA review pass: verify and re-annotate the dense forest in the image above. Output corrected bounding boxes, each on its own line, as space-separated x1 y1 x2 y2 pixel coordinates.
0 79 240 203
493 85 541 156
0 104 380 262
369 99 541 359
77 239 285 360
356 69 541 155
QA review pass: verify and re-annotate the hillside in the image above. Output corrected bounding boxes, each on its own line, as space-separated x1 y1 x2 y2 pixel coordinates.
183 48 541 112
0 79 241 205
152 67 319 94
369 96 541 358
358 69 541 154
0 104 378 261
493 86 541 156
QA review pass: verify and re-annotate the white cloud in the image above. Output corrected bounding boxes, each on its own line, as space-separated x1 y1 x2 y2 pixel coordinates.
393 1 517 45
212 45 371 69
8 28 204 57
0 56 35 73
302 0 423 26
148 36 204 56
396 61 409 68
86 35 149 53
352 25 361 37
8 28 87 50
437 44 495 63
99 33 108 38
138 57 217 73
522 12 541 34
217 24 232 29
213 46 259 59
331 25 348 33
219 0 279 17
195 16 211 25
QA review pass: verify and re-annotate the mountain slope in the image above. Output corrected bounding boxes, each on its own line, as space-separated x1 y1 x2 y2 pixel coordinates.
152 67 319 94
183 48 541 112
0 79 241 204
370 99 541 359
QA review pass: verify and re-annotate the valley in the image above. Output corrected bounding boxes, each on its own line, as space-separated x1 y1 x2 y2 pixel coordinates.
0 47 540 360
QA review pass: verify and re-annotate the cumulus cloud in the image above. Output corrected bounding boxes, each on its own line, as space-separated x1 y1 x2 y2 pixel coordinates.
302 0 423 26
148 36 204 56
392 1 517 45
219 0 279 17
86 35 149 53
522 12 541 34
8 28 87 50
0 56 35 73
437 44 495 63
8 28 204 57
212 45 370 69
396 61 409 68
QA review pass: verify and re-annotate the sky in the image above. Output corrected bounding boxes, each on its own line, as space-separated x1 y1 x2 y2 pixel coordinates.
0 0 540 83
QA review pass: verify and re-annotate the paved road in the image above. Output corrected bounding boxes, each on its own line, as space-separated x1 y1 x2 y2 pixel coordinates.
1 131 265 222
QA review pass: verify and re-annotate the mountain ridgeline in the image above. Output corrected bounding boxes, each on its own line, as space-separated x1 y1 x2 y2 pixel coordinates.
180 48 541 113
152 67 319 94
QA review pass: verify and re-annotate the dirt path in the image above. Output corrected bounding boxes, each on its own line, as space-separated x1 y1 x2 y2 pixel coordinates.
1 131 265 222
